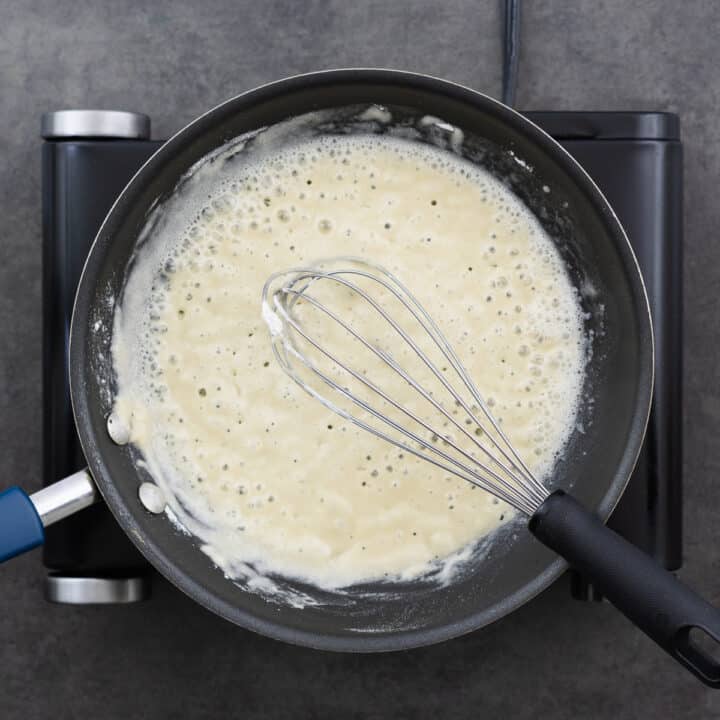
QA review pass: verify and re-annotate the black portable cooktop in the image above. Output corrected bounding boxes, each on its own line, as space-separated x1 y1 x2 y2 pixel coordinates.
40 108 682 605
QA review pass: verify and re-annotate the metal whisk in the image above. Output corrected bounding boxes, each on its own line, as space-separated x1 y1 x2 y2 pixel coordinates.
262 256 550 517
263 257 720 687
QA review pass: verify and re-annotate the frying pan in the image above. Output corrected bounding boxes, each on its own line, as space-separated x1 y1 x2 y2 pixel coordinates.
1 69 718 684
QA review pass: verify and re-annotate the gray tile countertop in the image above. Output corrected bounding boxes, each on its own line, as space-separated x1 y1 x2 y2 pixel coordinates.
1 1 718 717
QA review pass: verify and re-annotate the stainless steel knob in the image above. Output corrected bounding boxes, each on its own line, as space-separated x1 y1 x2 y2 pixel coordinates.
41 110 151 140
45 574 150 604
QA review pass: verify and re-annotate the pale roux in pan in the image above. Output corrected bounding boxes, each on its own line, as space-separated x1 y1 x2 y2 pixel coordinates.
110 131 586 589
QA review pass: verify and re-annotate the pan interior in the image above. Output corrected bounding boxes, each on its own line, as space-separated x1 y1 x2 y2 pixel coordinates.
71 72 652 651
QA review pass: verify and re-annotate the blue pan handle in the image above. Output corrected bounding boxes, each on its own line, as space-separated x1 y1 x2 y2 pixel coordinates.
0 470 99 563
0 488 44 561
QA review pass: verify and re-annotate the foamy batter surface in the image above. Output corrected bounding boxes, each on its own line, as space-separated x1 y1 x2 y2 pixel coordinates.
111 126 585 590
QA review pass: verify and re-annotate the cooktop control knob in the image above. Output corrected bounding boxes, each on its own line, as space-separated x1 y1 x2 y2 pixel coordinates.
45 575 150 605
41 109 151 140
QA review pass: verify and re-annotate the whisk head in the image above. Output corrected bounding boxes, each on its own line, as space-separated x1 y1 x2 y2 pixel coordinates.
262 257 550 517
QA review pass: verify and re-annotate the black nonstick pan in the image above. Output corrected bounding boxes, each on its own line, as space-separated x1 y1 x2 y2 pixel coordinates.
1 69 718 685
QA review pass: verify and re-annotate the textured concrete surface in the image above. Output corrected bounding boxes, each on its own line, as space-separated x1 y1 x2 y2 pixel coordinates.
1 0 719 717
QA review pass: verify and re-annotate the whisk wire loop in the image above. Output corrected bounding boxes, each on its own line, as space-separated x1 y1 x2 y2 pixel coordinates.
263 258 550 516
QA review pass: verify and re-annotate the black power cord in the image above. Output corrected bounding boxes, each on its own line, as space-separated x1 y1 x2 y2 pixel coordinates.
502 0 522 106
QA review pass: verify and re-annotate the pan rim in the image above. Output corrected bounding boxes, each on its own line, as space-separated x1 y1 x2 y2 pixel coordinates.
68 67 654 652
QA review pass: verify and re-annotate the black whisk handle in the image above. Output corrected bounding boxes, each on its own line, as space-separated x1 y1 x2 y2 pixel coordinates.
530 490 720 687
